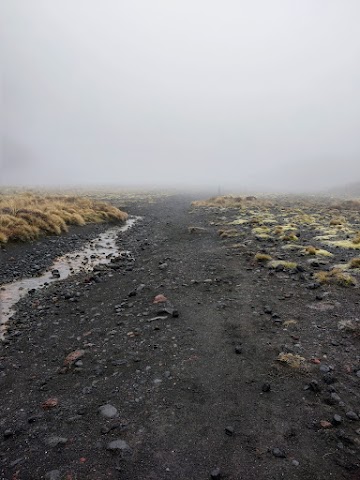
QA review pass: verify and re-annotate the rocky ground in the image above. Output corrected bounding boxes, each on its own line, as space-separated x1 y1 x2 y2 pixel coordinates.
1 194 360 480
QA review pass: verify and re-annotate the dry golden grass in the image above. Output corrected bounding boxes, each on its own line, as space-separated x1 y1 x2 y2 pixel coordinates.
192 195 244 208
254 252 272 263
277 352 305 368
303 246 333 257
314 268 356 287
0 193 128 244
349 258 360 269
268 260 298 270
218 228 239 238
281 233 299 242
352 233 360 244
192 195 271 209
330 216 346 226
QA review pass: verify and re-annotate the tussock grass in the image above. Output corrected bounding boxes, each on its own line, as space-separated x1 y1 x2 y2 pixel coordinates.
277 352 305 368
0 193 128 244
281 233 299 242
192 195 270 209
254 252 272 263
349 258 360 269
325 239 360 250
314 268 356 287
303 246 333 257
218 228 240 238
330 216 347 226
268 260 298 270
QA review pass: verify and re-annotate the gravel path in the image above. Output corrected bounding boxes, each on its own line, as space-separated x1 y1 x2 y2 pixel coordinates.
1 194 360 479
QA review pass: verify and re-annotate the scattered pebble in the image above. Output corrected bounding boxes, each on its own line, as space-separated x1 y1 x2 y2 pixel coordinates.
107 439 132 453
210 467 221 479
333 414 342 425
346 411 359 421
272 448 286 458
98 404 118 419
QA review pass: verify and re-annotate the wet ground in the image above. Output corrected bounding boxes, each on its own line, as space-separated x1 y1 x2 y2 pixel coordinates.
1 194 360 480
0 219 138 338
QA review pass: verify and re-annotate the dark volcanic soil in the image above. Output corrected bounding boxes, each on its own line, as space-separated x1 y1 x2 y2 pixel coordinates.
1 195 360 480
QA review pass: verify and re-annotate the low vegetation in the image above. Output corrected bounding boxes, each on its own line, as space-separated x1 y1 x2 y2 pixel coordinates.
268 260 298 270
277 352 305 369
192 194 360 288
218 229 240 238
314 268 357 287
254 252 272 263
0 193 128 243
192 195 258 208
349 258 360 269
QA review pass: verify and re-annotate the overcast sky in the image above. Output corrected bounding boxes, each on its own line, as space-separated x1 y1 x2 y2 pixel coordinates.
1 0 360 191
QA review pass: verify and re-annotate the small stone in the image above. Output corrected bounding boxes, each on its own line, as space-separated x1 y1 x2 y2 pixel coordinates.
292 460 300 467
45 471 61 480
320 420 332 429
264 306 272 314
309 380 321 392
346 411 359 421
225 426 234 436
45 436 68 447
272 448 286 458
323 373 336 385
210 467 221 479
320 365 330 373
235 346 242 354
262 383 271 392
98 404 118 419
107 439 132 453
333 414 342 425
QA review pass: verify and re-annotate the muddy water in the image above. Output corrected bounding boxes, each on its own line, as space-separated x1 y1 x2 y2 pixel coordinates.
0 218 138 338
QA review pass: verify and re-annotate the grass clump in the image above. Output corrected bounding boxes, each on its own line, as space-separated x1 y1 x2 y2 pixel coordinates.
314 268 357 287
228 218 248 225
330 216 346 226
281 233 299 242
218 229 239 238
268 260 298 270
303 246 333 257
192 196 244 208
0 193 128 244
277 352 305 368
325 239 360 250
349 258 360 269
254 252 272 263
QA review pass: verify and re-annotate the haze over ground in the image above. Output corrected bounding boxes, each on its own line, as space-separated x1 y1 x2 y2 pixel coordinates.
1 1 360 192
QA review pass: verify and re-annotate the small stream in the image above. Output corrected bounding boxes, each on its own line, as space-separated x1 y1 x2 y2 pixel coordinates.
0 217 139 339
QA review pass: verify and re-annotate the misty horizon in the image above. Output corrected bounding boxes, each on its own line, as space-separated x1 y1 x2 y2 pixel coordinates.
1 1 360 192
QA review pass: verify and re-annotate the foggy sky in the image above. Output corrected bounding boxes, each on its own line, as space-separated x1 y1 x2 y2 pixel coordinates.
1 0 360 192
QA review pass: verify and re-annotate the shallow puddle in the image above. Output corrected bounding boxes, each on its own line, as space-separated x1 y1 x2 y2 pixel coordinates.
0 217 139 338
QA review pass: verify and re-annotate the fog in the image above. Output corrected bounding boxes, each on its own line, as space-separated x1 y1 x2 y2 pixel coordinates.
1 1 360 192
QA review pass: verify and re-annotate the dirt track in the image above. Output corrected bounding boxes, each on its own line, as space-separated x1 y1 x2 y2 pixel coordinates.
1 194 360 480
